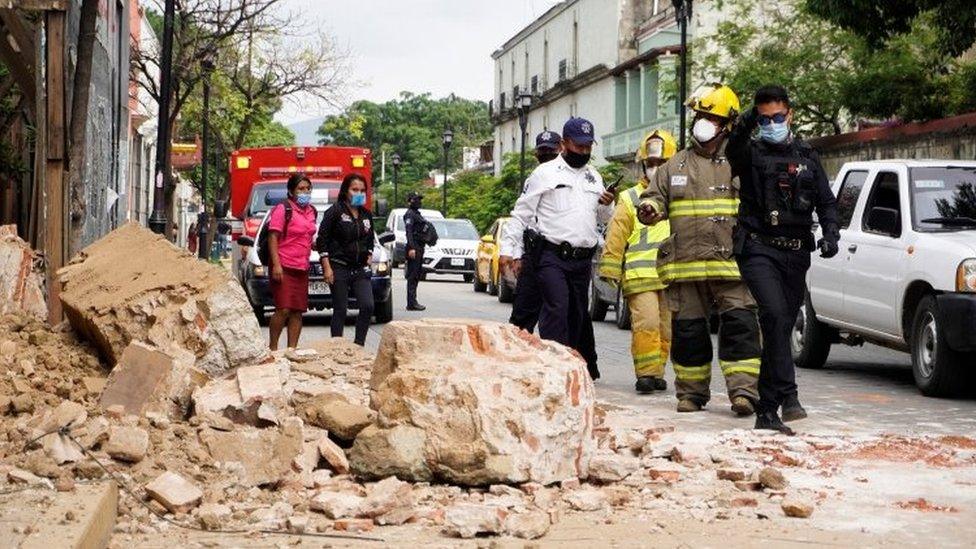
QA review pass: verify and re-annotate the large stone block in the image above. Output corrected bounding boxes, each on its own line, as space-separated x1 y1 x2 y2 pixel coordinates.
350 319 595 486
99 342 207 418
58 223 267 375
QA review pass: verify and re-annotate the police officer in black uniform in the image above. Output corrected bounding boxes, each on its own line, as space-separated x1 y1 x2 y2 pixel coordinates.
727 85 840 434
509 130 562 332
403 192 428 311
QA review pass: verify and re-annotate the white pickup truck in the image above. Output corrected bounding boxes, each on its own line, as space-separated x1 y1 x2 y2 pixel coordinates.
794 160 976 397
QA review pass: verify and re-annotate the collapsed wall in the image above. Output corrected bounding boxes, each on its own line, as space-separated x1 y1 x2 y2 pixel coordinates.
0 225 47 320
57 223 266 376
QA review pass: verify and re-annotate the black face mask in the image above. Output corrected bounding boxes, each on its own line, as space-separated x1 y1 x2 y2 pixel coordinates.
563 150 591 169
408 199 421 210
536 152 559 164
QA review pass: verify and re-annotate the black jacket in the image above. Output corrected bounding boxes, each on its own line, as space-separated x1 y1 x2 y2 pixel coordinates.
404 207 426 250
727 108 840 245
315 202 375 267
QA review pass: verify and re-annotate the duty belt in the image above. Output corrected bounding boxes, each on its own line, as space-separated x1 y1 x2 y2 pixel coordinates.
748 232 804 251
543 239 597 261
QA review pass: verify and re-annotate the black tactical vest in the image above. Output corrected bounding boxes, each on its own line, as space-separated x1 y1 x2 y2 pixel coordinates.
752 141 818 228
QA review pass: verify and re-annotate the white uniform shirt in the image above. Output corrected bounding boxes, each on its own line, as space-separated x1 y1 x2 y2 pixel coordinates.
501 155 612 258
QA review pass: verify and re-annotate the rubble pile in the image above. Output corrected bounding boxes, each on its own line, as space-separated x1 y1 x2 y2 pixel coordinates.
57 223 266 376
0 225 46 320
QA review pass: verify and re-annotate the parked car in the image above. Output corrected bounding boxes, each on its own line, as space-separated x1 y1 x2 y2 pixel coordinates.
236 210 396 325
796 160 976 397
589 244 630 329
474 217 518 302
419 218 479 281
385 207 444 267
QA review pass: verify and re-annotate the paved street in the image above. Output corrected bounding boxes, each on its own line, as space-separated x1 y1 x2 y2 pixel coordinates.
272 269 976 437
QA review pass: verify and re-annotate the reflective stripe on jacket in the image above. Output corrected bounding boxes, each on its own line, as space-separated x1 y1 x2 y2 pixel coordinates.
638 143 742 284
598 183 670 295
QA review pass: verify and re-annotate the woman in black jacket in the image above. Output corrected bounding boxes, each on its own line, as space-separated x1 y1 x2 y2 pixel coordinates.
315 174 375 345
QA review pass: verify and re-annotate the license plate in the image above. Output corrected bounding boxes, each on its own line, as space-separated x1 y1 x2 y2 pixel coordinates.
450 258 465 266
309 281 330 295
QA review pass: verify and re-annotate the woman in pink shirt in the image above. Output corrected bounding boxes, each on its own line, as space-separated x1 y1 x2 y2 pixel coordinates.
267 174 318 350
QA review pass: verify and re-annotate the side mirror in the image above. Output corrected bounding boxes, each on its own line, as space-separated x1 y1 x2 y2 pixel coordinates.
377 231 396 245
867 207 900 236
214 199 229 219
481 234 495 243
237 235 255 247
375 197 390 217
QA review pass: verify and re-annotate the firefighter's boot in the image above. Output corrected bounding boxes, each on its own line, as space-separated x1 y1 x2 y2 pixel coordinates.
731 396 755 417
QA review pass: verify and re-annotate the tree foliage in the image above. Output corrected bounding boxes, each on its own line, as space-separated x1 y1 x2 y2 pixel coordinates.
317 92 492 184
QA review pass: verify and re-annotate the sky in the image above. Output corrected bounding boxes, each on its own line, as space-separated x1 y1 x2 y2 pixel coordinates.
274 0 564 125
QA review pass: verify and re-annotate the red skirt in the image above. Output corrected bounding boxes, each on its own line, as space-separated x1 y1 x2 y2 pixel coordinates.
270 267 309 312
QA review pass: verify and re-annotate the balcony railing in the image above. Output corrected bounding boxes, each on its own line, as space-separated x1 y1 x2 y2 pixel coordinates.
601 116 680 160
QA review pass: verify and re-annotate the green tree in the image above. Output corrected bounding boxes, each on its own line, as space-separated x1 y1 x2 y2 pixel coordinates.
317 92 492 184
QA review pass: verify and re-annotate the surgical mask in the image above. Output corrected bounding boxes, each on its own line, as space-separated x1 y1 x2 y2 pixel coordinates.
759 121 790 144
295 193 311 207
644 166 658 181
692 118 720 144
563 149 591 169
350 192 366 207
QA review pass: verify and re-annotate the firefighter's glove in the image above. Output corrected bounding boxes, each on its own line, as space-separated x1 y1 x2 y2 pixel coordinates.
817 237 839 258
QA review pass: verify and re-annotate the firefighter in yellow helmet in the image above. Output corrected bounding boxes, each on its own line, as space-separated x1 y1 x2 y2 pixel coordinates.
636 84 761 416
598 130 676 394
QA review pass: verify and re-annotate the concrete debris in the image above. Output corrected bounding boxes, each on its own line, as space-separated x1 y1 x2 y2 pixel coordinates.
358 476 412 518
302 392 375 441
144 471 203 513
196 503 231 530
310 492 365 519
200 418 303 487
443 503 507 538
192 361 292 425
0 225 46 319
759 467 789 490
563 489 607 512
318 435 351 474
781 498 814 518
504 510 551 539
103 426 150 463
58 223 267 376
348 424 432 481
333 518 375 532
352 319 595 485
99 342 205 419
587 453 640 483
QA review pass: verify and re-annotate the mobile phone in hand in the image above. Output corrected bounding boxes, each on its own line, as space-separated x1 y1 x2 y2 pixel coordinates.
606 175 624 194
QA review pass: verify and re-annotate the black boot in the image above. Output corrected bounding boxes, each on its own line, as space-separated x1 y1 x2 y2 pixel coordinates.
754 409 795 436
635 376 662 394
781 394 808 422
406 303 426 311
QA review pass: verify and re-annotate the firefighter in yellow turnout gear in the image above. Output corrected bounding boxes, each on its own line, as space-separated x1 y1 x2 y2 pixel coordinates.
637 84 761 416
599 130 676 394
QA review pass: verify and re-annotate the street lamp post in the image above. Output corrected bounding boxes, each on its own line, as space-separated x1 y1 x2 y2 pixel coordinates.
391 152 401 206
516 92 533 186
148 0 177 235
198 54 215 260
441 129 453 215
673 0 692 150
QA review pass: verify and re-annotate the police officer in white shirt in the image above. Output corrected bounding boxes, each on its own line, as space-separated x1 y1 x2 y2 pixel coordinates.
500 117 615 380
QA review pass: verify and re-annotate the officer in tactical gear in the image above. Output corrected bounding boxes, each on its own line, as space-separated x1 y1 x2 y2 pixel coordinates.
404 191 428 311
727 84 840 435
637 83 762 417
599 129 676 394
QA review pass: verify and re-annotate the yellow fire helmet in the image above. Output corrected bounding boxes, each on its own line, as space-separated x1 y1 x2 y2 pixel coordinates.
635 129 678 163
686 83 740 122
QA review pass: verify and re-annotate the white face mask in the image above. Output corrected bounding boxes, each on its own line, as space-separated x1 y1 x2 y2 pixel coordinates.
644 166 658 180
692 118 720 144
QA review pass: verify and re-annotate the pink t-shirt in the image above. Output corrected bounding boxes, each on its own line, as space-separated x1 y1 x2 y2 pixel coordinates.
267 200 317 270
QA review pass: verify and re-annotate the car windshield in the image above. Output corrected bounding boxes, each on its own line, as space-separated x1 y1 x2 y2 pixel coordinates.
247 182 339 215
431 220 479 240
911 167 976 231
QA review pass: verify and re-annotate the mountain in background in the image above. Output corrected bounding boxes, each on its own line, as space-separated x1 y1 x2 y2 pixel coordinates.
287 117 326 146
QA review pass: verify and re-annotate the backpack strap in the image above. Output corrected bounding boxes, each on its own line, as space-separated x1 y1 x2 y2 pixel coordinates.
282 201 293 240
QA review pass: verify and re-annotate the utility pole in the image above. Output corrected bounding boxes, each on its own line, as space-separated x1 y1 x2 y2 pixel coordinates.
441 129 453 215
198 54 215 259
673 0 691 150
149 0 176 235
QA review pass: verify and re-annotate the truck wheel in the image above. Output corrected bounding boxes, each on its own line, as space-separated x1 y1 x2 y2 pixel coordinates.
589 282 609 322
498 279 515 303
374 297 393 324
792 293 834 369
616 289 631 330
910 295 967 397
473 275 487 293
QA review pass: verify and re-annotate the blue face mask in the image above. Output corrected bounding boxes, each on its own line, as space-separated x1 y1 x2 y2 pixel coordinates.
760 121 790 144
295 193 311 207
350 193 366 207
